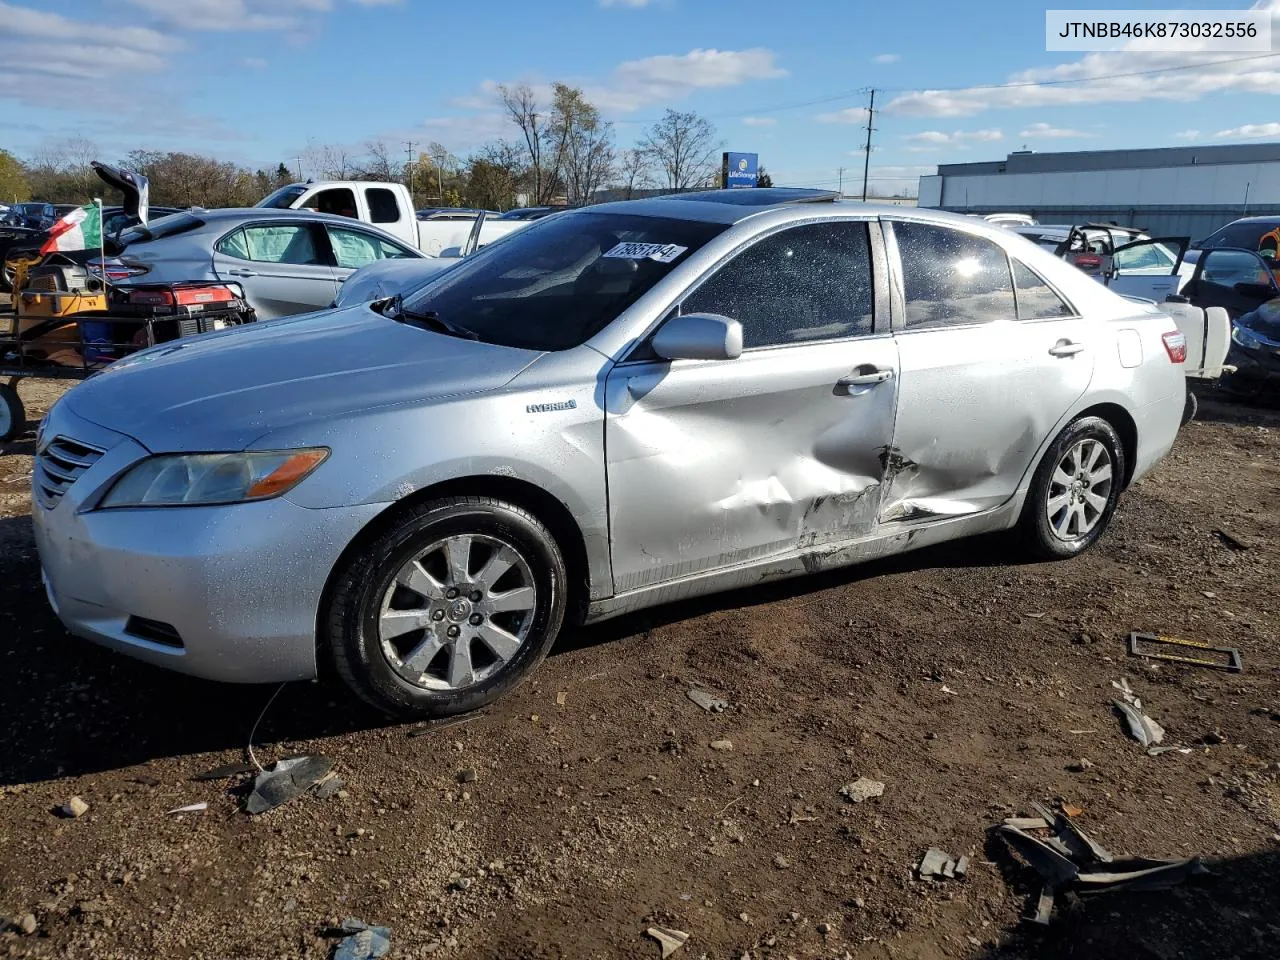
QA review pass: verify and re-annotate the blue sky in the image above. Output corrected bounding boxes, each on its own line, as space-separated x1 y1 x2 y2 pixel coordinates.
2 0 1280 196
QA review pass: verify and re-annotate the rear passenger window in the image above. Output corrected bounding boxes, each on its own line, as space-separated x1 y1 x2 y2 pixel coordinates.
681 221 875 349
366 188 401 224
893 222 1015 329
1012 260 1073 320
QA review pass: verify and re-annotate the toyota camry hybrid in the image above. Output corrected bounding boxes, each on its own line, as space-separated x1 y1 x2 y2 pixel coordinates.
33 189 1187 718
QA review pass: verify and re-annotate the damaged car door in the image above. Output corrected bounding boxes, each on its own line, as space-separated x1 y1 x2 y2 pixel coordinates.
881 220 1095 520
604 219 898 593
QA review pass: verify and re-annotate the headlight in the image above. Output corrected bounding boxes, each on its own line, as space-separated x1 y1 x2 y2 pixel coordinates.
100 449 329 508
1231 324 1263 350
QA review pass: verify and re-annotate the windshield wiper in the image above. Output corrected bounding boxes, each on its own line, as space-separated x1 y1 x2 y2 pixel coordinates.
376 294 478 340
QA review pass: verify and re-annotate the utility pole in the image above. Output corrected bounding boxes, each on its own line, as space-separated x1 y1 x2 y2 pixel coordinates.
837 166 845 197
404 141 418 203
861 88 876 202
291 157 303 181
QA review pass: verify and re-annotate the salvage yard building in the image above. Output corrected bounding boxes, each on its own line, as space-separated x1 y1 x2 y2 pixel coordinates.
917 142 1280 240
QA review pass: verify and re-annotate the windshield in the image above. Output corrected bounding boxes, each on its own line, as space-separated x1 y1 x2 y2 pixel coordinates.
117 211 206 247
257 184 308 209
1201 221 1280 251
400 212 727 350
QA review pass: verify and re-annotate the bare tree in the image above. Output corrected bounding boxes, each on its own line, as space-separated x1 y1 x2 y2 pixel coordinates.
618 148 653 200
302 141 354 180
361 140 396 181
639 109 720 192
549 83 615 206
499 83 550 203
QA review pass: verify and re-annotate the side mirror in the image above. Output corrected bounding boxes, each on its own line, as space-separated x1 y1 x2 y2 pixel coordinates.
651 312 743 361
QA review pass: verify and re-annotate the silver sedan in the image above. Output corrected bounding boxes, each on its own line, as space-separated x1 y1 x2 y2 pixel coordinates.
104 208 424 320
34 190 1187 718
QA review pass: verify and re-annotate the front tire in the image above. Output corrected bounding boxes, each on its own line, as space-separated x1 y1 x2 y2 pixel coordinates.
327 496 567 719
1018 416 1125 561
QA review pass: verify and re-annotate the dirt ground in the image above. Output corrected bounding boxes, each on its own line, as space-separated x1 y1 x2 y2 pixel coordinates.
0 376 1277 960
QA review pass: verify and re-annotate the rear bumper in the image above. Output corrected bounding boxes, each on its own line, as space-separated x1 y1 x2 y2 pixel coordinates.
1220 345 1280 396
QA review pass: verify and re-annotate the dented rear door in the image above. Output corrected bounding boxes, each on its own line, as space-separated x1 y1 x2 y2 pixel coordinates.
603 219 898 594
881 220 1095 520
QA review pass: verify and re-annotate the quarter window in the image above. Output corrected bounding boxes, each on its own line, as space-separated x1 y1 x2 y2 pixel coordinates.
1012 260 1073 320
893 222 1016 329
680 221 875 349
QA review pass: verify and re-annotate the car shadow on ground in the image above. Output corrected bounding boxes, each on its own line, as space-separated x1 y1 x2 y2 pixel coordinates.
978 845 1278 960
0 504 1036 787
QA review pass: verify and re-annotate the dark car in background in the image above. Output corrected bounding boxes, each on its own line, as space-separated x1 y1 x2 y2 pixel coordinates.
1186 216 1280 273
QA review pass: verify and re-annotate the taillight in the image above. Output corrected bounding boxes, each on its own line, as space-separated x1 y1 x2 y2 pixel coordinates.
1072 253 1102 271
1162 330 1187 363
126 284 238 306
89 257 149 282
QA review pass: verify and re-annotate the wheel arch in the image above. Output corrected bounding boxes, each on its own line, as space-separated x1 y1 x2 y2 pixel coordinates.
316 475 594 668
1072 401 1138 488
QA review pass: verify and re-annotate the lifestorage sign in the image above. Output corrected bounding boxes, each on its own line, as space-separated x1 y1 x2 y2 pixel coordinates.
722 152 759 189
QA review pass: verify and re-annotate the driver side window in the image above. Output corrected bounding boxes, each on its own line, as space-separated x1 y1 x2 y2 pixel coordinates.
680 221 874 349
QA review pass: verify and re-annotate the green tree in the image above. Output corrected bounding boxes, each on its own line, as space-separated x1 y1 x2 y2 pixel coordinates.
275 162 293 186
756 166 774 188
0 149 30 203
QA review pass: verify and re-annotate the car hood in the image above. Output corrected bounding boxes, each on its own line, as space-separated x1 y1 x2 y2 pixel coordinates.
64 304 544 452
1238 297 1280 343
334 257 457 308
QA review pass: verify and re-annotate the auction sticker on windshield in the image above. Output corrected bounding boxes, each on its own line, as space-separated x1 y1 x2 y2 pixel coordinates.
602 242 688 263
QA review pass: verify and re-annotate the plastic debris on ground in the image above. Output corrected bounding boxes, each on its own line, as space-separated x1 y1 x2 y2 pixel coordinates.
916 847 968 880
1111 678 1166 748
686 688 729 714
192 761 256 781
166 802 208 814
333 918 391 960
994 801 1209 925
645 925 690 957
838 777 885 803
245 755 334 814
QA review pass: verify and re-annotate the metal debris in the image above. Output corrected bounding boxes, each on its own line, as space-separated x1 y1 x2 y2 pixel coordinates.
917 847 968 880
334 918 391 960
1128 631 1242 673
245 755 334 815
645 925 690 958
839 778 885 803
1111 678 1166 748
686 688 729 714
166 802 208 814
995 802 1208 925
192 762 256 781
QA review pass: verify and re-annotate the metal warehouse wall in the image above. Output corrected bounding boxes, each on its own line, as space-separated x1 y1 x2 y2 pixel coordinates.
919 159 1280 239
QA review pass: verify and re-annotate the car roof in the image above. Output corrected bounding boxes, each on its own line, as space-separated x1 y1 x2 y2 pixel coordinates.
174 207 392 228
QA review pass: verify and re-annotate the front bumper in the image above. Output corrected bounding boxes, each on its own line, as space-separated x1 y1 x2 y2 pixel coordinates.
1220 344 1280 397
31 401 386 683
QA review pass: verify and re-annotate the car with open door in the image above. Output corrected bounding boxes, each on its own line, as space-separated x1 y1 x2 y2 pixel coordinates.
32 190 1188 719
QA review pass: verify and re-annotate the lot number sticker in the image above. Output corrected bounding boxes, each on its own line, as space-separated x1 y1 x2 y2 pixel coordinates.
602 242 688 263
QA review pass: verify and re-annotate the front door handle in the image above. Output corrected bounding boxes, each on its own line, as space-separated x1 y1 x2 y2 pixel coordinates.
1049 340 1086 357
226 268 257 277
837 368 895 387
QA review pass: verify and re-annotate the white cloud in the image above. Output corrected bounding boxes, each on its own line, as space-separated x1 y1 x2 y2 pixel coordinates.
885 2 1280 118
1174 129 1201 140
125 0 333 32
872 53 900 64
1018 122 1095 139
902 128 1002 151
1215 121 1280 138
0 1 170 53
742 116 777 127
817 106 870 124
594 48 786 112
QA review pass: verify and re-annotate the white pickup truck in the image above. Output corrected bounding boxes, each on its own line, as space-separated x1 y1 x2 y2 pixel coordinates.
256 181 528 257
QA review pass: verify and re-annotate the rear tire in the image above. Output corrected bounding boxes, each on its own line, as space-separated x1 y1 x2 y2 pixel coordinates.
326 496 567 719
1181 388 1198 426
1018 416 1125 561
0 384 24 443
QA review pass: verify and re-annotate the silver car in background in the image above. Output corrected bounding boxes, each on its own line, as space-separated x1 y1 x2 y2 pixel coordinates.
34 189 1188 718
103 208 425 319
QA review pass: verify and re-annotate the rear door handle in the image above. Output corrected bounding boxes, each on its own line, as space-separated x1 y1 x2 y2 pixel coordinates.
226 268 257 277
837 369 895 387
1049 340 1086 357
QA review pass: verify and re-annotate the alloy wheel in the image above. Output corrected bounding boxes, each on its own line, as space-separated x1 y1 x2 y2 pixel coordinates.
377 533 537 691
1046 438 1114 542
